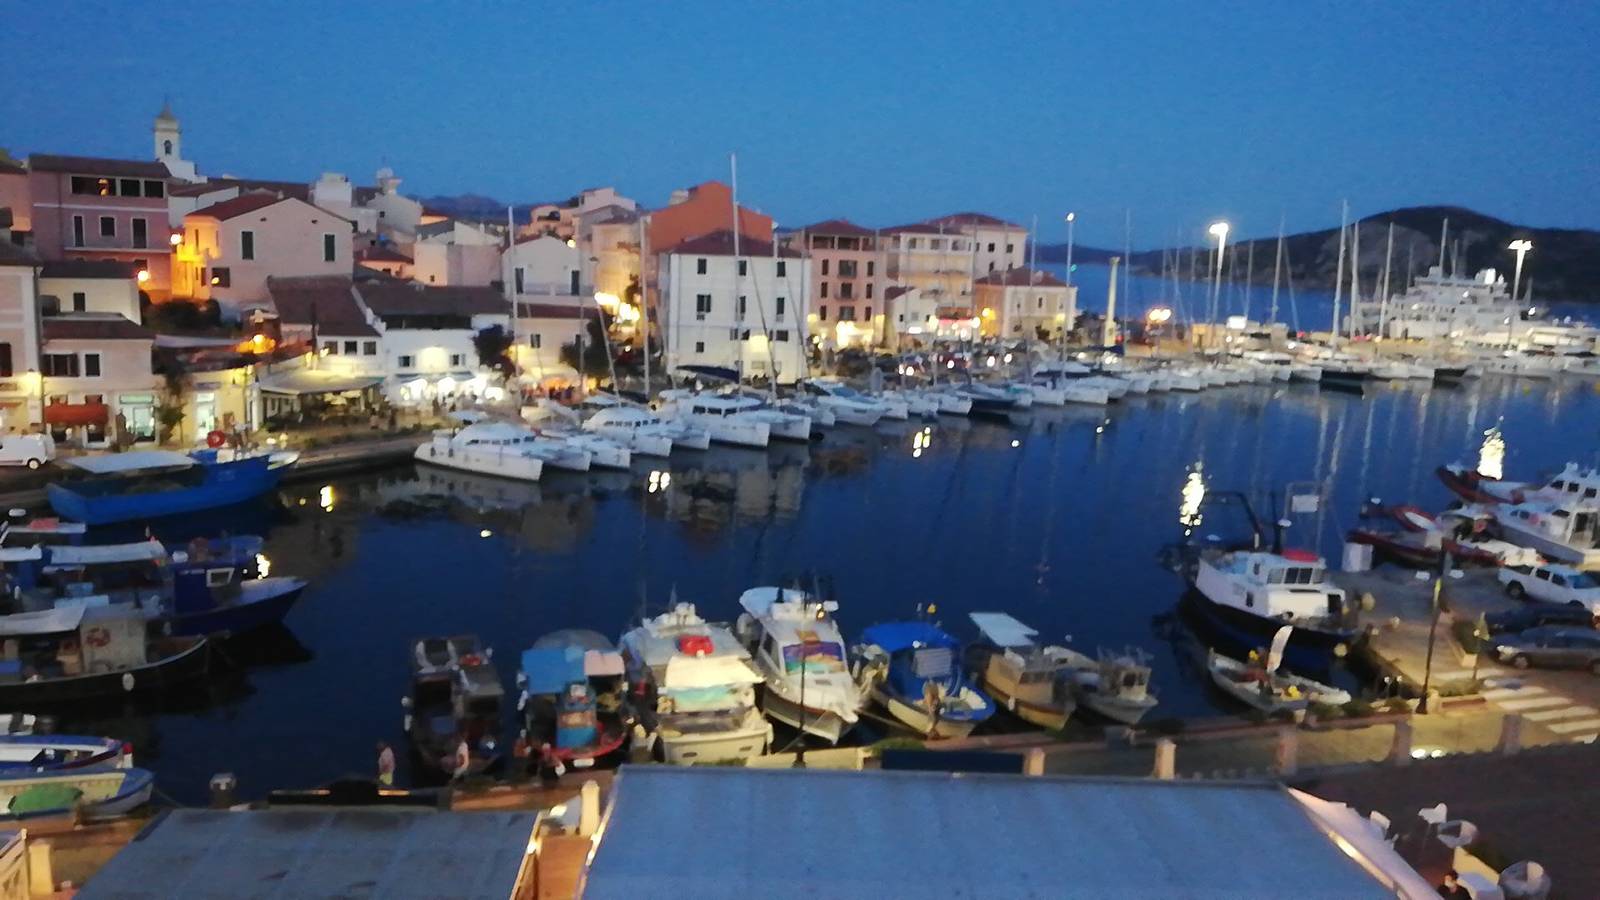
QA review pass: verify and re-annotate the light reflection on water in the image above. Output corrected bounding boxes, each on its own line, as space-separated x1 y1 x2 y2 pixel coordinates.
50 374 1600 801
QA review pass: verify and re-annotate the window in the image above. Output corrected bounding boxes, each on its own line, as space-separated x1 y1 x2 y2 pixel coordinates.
774 330 789 342
100 216 115 238
206 569 233 588
864 305 872 319
84 353 101 377
71 292 86 312
70 176 111 196
323 341 338 355
908 238 920 249
398 354 415 368
42 353 80 377
118 178 140 197
132 218 147 249
694 341 705 354
838 260 856 278
867 261 875 276
737 260 747 276
343 340 358 355
737 295 746 319
72 216 84 247
0 343 12 377
323 233 337 262
529 334 542 349
696 258 707 275
695 294 712 316
363 341 377 356
819 307 828 322
241 230 255 260
821 259 830 276
839 282 853 299
777 261 787 277
1006 243 1015 253
209 267 231 287
1038 297 1045 309
839 306 856 321
450 354 464 367
568 270 579 295
987 242 996 252
820 282 829 298
775 297 786 319
144 179 165 199
514 267 525 294
866 283 874 299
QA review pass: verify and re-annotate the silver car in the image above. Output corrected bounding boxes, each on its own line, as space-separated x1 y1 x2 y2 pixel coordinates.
1493 626 1600 674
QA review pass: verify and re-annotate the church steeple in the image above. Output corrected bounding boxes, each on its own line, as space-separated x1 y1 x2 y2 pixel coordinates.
154 101 180 161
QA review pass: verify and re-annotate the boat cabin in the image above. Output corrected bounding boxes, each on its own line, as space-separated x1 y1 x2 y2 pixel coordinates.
1502 502 1600 549
0 606 152 684
1540 464 1600 502
519 639 626 753
1212 550 1347 621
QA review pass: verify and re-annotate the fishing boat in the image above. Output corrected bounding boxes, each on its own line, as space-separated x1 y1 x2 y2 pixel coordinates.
516 630 629 769
1205 628 1351 714
656 390 772 448
1436 461 1600 506
46 449 296 525
618 602 770 764
1189 546 1359 659
0 734 129 771
853 621 995 739
402 635 504 778
965 612 1077 729
1381 506 1539 567
734 586 862 743
0 766 154 821
0 535 306 638
0 606 209 704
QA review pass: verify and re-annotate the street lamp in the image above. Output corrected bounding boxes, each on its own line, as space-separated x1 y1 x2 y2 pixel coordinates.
1507 239 1532 303
1207 221 1229 343
1063 212 1076 286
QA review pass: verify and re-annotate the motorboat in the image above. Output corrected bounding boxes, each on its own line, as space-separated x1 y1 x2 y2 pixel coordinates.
1493 499 1600 569
1206 628 1351 714
956 382 1018 415
853 621 995 739
1437 460 1600 506
1378 506 1540 567
966 612 1076 729
1163 368 1206 392
882 389 940 419
734 586 862 743
0 735 129 771
516 630 629 769
801 379 887 427
403 635 504 778
770 395 835 429
1189 547 1358 659
582 401 708 454
0 535 307 638
539 427 632 470
926 388 973 416
47 449 295 525
0 766 154 821
618 602 771 764
656 390 772 449
0 607 209 704
415 422 546 481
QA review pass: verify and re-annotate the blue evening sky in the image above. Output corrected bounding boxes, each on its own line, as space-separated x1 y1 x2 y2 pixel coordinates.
4 1 1597 247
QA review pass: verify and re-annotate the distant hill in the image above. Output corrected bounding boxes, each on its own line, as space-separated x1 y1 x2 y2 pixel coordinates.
418 193 542 223
1037 206 1600 303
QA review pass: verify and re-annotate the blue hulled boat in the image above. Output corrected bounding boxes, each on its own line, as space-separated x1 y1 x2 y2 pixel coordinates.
0 766 154 820
854 621 995 739
517 630 629 769
46 449 298 525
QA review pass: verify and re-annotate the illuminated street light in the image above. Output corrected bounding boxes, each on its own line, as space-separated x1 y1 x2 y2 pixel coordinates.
136 269 151 284
1207 221 1229 344
1146 306 1173 325
168 233 183 246
1063 212 1076 286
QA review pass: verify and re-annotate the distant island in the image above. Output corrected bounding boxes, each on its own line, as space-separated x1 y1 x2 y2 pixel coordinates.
1036 206 1600 304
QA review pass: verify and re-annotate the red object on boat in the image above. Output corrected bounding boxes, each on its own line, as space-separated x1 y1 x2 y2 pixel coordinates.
1435 465 1506 504
1281 549 1320 563
676 635 714 656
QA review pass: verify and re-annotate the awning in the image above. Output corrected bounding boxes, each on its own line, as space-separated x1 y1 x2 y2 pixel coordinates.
258 369 384 396
0 606 85 637
43 402 109 427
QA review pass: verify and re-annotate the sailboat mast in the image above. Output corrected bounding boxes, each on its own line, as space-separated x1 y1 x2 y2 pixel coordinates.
1378 221 1394 338
640 213 651 400
1331 200 1348 348
1349 217 1361 337
728 152 745 383
1242 238 1255 322
1438 217 1449 273
1269 216 1283 326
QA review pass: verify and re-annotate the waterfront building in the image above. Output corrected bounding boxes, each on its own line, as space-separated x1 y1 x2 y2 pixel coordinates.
412 218 502 287
881 222 975 317
582 205 642 301
38 260 142 319
25 154 174 300
177 193 353 307
166 177 311 228
0 241 43 432
645 181 772 274
352 280 509 404
40 313 159 447
973 266 1076 340
886 285 939 346
927 211 1028 276
513 301 601 385
504 233 588 301
657 230 809 383
787 219 885 349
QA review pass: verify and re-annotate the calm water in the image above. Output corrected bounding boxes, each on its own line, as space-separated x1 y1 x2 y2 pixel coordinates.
46 372 1600 802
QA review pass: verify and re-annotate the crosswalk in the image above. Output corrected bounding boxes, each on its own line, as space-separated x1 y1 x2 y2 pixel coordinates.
1477 676 1600 744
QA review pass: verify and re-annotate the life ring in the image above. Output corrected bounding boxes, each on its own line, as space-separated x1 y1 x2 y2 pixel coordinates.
85 626 112 649
459 653 483 667
206 430 227 449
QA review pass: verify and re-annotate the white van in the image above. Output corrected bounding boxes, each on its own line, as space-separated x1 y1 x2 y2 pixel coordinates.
0 434 55 469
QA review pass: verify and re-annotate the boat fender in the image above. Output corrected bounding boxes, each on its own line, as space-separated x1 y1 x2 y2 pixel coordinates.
121 672 135 692
1006 695 1016 712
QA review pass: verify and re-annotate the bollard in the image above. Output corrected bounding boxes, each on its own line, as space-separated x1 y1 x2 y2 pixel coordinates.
1497 713 1525 756
1023 747 1046 777
1274 727 1299 776
1388 719 1414 766
209 772 237 809
1152 738 1176 780
578 780 601 836
27 839 53 897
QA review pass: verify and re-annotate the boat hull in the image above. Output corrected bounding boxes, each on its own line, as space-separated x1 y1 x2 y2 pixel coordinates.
758 688 853 744
979 677 1070 731
0 638 209 706
1079 693 1156 726
47 457 284 525
414 443 544 482
871 687 979 740
0 766 154 821
1183 591 1355 662
656 719 770 765
165 577 307 638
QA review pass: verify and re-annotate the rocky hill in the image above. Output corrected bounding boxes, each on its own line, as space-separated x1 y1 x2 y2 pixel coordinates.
1037 207 1600 303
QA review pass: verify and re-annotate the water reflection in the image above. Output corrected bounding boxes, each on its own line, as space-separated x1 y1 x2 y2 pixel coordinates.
1178 463 1206 536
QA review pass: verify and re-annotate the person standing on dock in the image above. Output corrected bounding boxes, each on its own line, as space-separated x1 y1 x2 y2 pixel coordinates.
376 741 395 786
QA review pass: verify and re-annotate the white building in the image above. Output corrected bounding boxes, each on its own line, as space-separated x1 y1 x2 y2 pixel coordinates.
413 219 502 287
354 281 510 404
504 234 587 299
658 231 809 384
928 212 1029 276
38 260 141 319
973 266 1076 340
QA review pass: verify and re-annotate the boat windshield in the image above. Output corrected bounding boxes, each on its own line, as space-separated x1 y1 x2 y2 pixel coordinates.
782 641 846 675
1571 573 1599 590
1267 566 1322 586
832 385 861 398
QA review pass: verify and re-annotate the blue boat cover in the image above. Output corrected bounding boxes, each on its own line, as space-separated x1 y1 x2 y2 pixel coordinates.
860 621 958 653
521 647 585 695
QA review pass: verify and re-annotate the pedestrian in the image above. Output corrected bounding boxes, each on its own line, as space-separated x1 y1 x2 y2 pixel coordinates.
1437 870 1469 899
375 741 395 786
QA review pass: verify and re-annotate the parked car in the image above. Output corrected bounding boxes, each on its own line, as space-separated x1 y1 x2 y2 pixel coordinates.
0 434 54 470
1498 564 1600 610
1492 626 1600 673
1485 604 1597 636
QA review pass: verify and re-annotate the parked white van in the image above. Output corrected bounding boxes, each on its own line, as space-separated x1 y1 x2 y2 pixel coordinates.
0 434 55 469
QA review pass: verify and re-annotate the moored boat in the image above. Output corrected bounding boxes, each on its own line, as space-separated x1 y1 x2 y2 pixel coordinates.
402 635 504 778
1188 547 1358 660
734 586 862 743
0 766 154 821
0 734 129 771
415 422 546 482
1205 627 1351 714
970 612 1158 726
0 607 209 705
47 449 294 525
517 630 629 769
853 621 995 739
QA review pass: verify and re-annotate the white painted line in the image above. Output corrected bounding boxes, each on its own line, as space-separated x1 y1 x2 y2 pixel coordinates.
1546 718 1600 734
1496 696 1571 711
1482 686 1545 700
1524 706 1597 722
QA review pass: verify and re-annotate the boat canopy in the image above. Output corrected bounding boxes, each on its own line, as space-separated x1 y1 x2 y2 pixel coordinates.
61 451 194 475
521 641 623 694
969 612 1039 649
861 621 959 653
44 541 167 567
662 654 762 690
737 586 813 620
0 607 86 637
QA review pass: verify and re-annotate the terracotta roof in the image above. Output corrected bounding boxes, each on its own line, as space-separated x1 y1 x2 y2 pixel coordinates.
797 218 874 238
170 177 311 201
516 302 599 320
27 154 170 178
267 276 379 337
39 259 137 280
357 282 507 317
42 314 152 341
188 192 287 221
974 266 1067 288
881 222 948 235
663 230 800 258
927 211 1024 230
356 245 414 264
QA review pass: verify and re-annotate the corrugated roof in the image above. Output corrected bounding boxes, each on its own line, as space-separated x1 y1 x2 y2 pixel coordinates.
663 230 800 258
357 282 508 317
27 154 170 178
583 768 1413 899
76 808 537 900
267 276 378 337
42 314 152 341
40 259 137 280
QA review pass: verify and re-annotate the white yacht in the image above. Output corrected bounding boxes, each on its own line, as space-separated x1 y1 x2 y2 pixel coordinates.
413 422 546 482
656 390 772 448
883 388 941 419
1360 265 1524 342
618 603 771 764
1494 500 1600 569
734 586 863 743
926 387 973 416
733 392 814 442
1190 547 1358 659
771 394 836 428
582 400 710 454
801 379 888 426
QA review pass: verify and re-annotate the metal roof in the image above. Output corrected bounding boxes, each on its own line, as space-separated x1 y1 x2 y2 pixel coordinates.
582 767 1423 899
78 808 537 899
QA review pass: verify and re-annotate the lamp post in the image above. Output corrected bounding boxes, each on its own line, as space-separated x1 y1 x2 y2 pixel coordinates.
1507 239 1532 302
1063 212 1076 286
1207 221 1229 346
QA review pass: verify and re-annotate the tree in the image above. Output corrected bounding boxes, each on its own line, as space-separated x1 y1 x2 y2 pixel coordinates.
559 311 616 379
472 326 516 377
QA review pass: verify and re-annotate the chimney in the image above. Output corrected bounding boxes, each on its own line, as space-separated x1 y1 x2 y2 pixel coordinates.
669 189 689 206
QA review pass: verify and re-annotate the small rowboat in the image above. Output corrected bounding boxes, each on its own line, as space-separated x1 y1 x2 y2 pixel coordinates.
1206 626 1351 715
